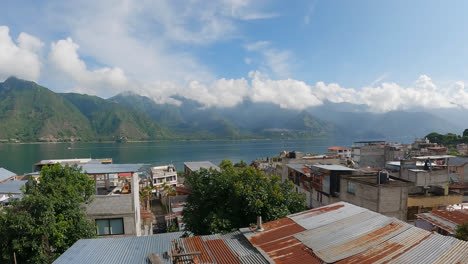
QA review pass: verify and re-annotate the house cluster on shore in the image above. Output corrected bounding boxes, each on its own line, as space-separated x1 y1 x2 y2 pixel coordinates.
0 137 467 263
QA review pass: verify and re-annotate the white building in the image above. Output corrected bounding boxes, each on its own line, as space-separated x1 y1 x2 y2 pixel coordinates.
151 165 177 188
326 146 351 159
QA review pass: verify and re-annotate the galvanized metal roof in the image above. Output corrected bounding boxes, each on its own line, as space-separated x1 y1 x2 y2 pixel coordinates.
310 164 355 171
0 180 26 194
0 167 16 182
389 232 467 264
288 201 367 230
184 161 221 172
80 164 145 174
53 232 185 264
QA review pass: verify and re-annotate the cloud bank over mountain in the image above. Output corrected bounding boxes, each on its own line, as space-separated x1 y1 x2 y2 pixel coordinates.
1 1 468 113
1 25 467 112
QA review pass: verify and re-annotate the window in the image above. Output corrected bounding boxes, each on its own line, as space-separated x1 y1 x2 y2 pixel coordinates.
347 181 356 194
96 218 124 235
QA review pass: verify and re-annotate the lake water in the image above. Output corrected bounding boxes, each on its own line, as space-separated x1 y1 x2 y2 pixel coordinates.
0 138 356 174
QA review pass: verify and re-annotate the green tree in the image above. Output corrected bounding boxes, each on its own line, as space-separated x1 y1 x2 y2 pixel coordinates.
182 165 306 235
454 222 468 241
0 164 96 263
463 129 468 138
234 160 247 168
219 159 233 170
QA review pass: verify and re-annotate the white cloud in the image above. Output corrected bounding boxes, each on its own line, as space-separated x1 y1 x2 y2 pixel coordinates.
250 71 322 109
49 37 134 96
359 75 455 112
244 41 293 78
43 38 468 112
0 26 43 81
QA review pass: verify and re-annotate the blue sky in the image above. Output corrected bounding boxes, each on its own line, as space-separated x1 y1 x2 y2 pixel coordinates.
1 0 468 111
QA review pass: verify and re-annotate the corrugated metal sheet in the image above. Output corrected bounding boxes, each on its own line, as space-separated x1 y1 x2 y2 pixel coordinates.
219 232 262 258
204 239 241 264
288 201 367 230
295 211 406 263
417 213 458 234
311 164 355 171
184 161 221 172
431 210 468 225
432 239 468 264
175 231 268 264
0 167 16 182
334 226 432 264
248 218 306 246
81 164 144 174
53 232 185 264
237 254 271 264
389 233 465 264
0 180 26 194
313 220 410 263
181 236 214 263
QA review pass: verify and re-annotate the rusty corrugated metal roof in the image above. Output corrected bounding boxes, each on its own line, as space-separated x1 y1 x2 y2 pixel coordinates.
205 239 241 264
334 226 432 264
181 236 214 263
295 212 411 263
389 233 467 264
242 202 468 264
173 231 268 264
417 210 468 234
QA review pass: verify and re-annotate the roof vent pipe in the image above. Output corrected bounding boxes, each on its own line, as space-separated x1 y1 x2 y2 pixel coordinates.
255 216 264 232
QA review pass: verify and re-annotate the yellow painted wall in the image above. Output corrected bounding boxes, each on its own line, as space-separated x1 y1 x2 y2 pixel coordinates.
408 194 462 208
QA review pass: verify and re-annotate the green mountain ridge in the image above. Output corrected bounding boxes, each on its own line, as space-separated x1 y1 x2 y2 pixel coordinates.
0 77 170 142
0 77 94 141
1 77 458 143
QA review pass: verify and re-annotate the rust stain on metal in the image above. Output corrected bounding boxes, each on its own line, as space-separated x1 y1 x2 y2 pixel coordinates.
182 237 213 263
257 237 300 253
267 239 322 264
204 239 241 264
417 214 455 233
322 222 407 256
380 233 432 264
335 241 404 264
291 203 344 217
431 210 468 225
335 230 432 264
249 218 306 246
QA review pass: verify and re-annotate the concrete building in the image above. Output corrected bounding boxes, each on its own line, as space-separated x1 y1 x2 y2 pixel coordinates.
457 143 468 155
448 156 468 184
280 151 343 183
150 165 177 188
352 141 386 168
286 163 355 208
81 163 146 237
183 161 220 177
340 174 412 220
325 146 351 159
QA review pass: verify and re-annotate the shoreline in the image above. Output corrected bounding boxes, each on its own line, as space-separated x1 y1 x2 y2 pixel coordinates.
0 137 334 145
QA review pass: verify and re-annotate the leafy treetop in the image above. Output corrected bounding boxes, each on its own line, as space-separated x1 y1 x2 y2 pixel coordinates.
0 164 96 264
454 222 468 241
182 161 305 235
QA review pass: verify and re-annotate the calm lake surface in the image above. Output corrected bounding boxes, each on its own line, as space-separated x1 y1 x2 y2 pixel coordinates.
0 138 356 174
